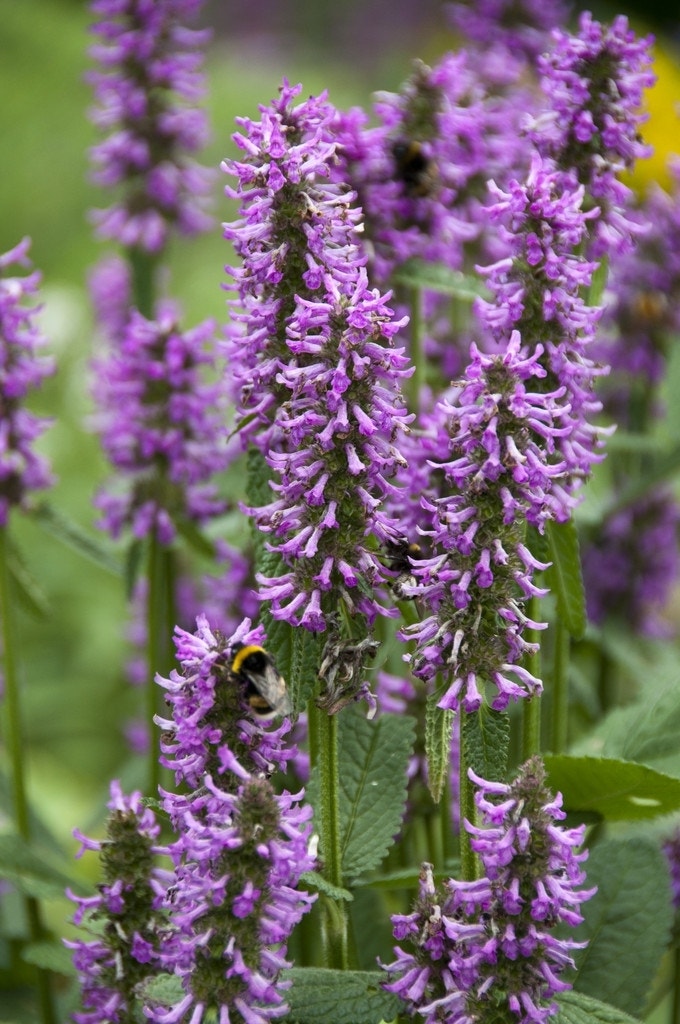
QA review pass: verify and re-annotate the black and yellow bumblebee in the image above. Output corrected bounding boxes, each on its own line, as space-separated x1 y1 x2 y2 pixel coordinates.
391 139 439 198
228 643 291 721
383 537 423 600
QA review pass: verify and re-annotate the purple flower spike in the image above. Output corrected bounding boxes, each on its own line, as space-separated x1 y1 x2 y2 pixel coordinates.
66 781 171 1024
0 238 55 524
150 615 316 1024
383 758 595 1024
475 153 611 518
529 11 655 258
223 82 413 632
92 310 232 541
87 0 214 252
401 332 554 710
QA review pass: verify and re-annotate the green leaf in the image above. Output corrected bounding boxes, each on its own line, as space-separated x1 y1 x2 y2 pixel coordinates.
31 501 122 576
356 867 424 890
124 536 145 599
555 990 643 1024
605 431 670 454
570 836 672 1017
461 705 509 783
299 871 353 902
0 771 66 854
290 627 322 711
262 613 294 684
585 679 680 779
602 445 680 517
424 688 454 803
544 754 680 821
138 972 185 1007
545 518 586 639
246 445 273 516
283 968 401 1024
6 542 49 619
393 259 489 300
22 940 75 976
337 706 416 881
586 255 609 307
0 833 89 900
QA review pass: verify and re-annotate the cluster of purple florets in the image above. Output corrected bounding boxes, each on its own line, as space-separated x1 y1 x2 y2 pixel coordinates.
0 238 55 525
54 1 671 1022
87 0 214 252
68 617 316 1024
223 81 414 632
384 760 595 1024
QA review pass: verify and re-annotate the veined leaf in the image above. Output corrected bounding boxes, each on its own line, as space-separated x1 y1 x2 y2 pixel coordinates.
425 688 454 803
556 990 643 1024
569 836 672 1017
283 968 401 1024
337 706 416 881
462 705 509 783
299 871 353 902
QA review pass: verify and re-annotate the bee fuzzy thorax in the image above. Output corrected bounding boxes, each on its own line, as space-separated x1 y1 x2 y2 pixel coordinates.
228 643 291 720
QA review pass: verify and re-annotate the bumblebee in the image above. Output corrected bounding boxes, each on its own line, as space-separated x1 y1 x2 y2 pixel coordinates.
229 643 291 720
391 139 439 198
383 537 422 600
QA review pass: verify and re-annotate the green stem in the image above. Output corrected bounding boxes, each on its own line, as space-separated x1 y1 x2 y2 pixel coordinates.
440 765 457 868
146 535 176 796
0 527 57 1024
551 618 570 753
672 945 680 1024
406 285 425 410
314 705 348 969
459 718 477 882
0 527 29 840
521 596 542 761
128 247 158 319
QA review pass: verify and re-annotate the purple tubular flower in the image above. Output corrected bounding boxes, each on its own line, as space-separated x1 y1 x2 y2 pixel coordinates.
528 11 655 258
87 0 214 252
475 153 610 518
150 615 316 1024
92 310 232 541
401 332 554 710
383 758 595 1024
0 238 55 524
66 781 171 1024
154 614 296 786
223 82 413 632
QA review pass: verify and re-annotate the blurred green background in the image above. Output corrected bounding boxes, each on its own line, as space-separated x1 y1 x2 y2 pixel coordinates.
0 0 678 968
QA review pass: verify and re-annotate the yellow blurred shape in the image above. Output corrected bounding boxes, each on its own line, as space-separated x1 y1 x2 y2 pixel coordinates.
627 41 680 194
